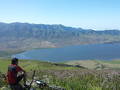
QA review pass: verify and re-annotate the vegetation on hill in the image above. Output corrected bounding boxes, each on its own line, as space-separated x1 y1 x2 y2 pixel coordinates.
0 59 120 90
65 60 120 69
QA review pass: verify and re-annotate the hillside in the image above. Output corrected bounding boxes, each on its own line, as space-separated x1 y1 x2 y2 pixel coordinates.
0 59 120 90
1 22 120 56
65 60 120 70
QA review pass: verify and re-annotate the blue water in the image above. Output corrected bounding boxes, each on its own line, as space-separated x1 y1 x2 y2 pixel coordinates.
13 43 120 62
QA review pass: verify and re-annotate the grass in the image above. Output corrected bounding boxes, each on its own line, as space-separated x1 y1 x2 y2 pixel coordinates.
0 58 80 73
65 60 98 69
65 59 120 69
34 69 120 90
99 60 120 64
96 60 120 69
0 58 120 90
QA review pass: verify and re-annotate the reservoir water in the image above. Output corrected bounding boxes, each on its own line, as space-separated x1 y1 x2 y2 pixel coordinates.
13 43 120 62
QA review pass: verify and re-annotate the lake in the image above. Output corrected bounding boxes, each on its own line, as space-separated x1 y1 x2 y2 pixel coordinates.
13 43 120 62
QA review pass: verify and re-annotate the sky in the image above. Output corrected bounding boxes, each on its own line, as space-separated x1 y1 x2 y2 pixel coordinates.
0 0 120 30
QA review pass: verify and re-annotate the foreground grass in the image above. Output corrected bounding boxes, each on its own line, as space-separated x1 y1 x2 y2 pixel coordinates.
0 58 120 90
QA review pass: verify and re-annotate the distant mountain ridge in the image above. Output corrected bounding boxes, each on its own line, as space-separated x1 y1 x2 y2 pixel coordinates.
0 22 120 56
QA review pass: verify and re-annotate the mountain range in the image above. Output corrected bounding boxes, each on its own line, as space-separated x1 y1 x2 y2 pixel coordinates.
0 22 120 56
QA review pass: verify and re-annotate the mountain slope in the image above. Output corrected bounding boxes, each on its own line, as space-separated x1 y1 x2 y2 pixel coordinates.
0 22 120 56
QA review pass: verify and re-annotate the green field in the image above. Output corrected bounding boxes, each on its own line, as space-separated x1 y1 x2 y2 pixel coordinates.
0 58 80 73
65 60 120 69
0 58 120 90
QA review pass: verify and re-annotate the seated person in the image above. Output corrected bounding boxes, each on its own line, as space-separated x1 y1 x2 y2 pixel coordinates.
7 58 26 90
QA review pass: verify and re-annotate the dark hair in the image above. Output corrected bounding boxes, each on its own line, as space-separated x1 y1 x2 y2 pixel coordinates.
11 58 18 64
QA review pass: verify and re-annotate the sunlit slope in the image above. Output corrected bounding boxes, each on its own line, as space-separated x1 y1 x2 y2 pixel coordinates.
65 60 120 69
0 58 80 73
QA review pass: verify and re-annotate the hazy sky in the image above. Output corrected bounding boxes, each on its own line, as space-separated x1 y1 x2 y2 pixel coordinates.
0 0 120 30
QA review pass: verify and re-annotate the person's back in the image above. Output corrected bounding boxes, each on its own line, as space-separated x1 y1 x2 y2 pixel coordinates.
7 58 26 90
7 64 23 84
